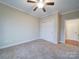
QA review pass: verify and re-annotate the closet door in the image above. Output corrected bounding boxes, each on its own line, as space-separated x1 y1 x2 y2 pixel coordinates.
40 18 57 44
40 20 53 42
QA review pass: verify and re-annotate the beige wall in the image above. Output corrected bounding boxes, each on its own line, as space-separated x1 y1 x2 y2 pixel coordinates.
0 3 40 48
0 1 79 48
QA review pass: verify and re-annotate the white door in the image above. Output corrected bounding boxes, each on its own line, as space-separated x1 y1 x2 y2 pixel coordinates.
40 19 57 43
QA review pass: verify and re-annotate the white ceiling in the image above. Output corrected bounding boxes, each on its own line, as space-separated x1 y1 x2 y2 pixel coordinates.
0 0 79 18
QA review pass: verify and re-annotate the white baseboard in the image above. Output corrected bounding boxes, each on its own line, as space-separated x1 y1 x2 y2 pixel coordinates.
0 39 38 49
59 41 65 44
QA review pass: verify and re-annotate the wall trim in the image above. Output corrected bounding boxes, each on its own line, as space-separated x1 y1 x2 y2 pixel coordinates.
62 9 79 15
0 1 39 18
0 39 37 49
59 41 65 44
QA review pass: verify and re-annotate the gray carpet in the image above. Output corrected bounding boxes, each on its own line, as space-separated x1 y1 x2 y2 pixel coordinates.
0 39 79 59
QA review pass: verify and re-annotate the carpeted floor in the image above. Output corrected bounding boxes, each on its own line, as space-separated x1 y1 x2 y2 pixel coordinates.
0 39 79 59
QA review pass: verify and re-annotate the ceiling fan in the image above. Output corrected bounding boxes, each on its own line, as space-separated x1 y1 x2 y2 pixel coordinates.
27 0 54 12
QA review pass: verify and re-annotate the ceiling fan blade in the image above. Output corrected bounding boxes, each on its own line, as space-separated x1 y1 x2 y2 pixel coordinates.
27 0 36 3
42 8 46 12
33 7 38 11
46 2 54 5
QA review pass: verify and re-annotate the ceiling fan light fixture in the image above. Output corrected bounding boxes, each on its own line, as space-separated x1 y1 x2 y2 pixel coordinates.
27 0 54 12
37 2 44 8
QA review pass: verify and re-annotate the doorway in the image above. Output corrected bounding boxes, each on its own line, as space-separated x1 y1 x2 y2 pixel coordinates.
65 19 79 46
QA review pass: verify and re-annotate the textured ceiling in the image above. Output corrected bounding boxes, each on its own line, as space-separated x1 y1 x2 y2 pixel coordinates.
0 0 79 18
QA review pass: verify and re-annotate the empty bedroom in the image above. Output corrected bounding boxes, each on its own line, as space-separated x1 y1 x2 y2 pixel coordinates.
0 0 79 59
